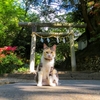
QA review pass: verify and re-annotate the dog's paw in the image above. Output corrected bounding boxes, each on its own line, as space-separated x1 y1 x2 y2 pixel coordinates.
50 83 56 87
37 83 42 87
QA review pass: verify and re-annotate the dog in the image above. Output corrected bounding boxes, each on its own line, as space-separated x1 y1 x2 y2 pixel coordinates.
35 44 59 86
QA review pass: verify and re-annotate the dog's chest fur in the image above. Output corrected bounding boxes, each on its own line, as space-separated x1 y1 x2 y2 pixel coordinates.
40 55 55 79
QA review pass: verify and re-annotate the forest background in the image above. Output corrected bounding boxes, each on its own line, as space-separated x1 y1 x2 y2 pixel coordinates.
0 0 100 74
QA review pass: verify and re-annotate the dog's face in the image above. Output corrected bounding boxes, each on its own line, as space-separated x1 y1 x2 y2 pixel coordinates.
43 44 56 60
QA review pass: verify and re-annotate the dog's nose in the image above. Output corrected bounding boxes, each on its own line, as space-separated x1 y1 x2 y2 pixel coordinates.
48 55 51 58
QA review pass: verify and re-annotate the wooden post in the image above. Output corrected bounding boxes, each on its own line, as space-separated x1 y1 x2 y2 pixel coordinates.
69 27 76 71
30 26 37 73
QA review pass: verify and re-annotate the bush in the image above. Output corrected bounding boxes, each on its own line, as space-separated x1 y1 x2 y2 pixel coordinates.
0 53 24 74
0 46 27 74
17 66 29 73
35 52 41 67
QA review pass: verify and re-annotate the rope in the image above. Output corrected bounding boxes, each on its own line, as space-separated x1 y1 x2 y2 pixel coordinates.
32 32 55 38
31 32 72 38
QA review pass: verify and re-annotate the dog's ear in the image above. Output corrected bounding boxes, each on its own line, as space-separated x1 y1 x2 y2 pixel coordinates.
52 44 56 51
43 43 48 49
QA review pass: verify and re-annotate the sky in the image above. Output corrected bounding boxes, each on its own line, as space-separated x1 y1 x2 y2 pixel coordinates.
30 0 80 15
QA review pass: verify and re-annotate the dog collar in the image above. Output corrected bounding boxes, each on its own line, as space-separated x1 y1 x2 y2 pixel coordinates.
44 58 52 61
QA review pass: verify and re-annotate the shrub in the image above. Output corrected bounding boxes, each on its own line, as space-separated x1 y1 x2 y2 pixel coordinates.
0 46 26 74
0 53 24 74
17 67 29 73
35 52 41 67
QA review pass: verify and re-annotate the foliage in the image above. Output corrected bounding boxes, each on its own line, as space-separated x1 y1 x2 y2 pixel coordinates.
55 42 71 70
89 33 100 42
0 46 17 59
35 52 42 66
0 46 26 74
0 53 24 74
0 0 40 58
77 56 100 72
56 42 70 60
17 66 29 73
0 0 24 46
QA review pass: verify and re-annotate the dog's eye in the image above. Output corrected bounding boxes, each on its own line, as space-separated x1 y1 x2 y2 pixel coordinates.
51 51 53 53
46 51 48 53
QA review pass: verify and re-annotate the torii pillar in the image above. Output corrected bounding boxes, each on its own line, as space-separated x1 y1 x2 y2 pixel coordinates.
69 27 76 71
30 26 37 73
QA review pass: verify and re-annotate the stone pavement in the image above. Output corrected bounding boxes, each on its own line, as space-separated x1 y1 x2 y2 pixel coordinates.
0 80 100 100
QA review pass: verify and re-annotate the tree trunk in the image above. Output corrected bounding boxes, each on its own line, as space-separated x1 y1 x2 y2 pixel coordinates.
80 0 95 39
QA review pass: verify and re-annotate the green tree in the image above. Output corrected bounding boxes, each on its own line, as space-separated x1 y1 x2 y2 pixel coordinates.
0 0 25 46
0 0 40 59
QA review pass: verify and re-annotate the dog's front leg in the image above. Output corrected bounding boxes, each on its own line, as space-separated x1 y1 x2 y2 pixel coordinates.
37 72 43 86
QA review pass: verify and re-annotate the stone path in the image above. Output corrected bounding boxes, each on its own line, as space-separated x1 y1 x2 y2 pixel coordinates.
0 79 100 100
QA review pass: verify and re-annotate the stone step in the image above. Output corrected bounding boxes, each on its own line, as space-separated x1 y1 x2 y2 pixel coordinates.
58 71 100 80
1 71 100 80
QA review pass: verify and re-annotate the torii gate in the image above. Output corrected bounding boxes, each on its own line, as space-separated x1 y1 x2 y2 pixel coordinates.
19 22 87 72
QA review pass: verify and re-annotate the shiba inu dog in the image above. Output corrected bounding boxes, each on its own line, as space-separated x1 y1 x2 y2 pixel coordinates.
35 44 59 86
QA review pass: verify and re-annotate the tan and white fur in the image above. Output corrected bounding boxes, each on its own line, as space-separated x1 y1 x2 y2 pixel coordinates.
35 44 59 86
